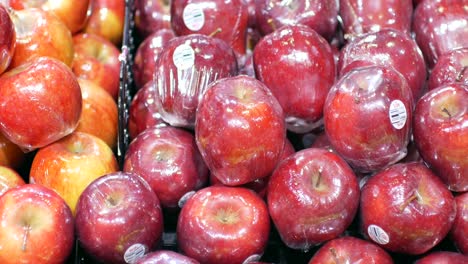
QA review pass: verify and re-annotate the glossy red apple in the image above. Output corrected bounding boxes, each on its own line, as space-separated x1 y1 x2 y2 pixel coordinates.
267 148 360 250
0 56 82 151
324 65 413 173
72 32 121 100
132 28 176 89
412 0 468 67
196 75 286 186
0 5 15 74
0 132 25 169
75 172 164 264
0 184 74 264
339 0 413 40
308 236 393 264
253 24 336 133
338 29 427 101
8 7 74 68
136 250 200 264
134 0 171 38
412 83 467 192
153 34 238 128
415 251 468 264
451 192 468 255
428 47 468 90
177 186 270 264
255 0 338 40
360 162 456 255
0 165 24 196
171 0 249 56
83 0 125 46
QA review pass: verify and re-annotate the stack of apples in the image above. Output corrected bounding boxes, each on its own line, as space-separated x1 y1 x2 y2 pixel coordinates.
0 0 467 264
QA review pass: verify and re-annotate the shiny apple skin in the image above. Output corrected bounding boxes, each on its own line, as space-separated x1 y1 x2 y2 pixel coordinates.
171 0 249 56
414 251 468 264
255 0 338 41
154 34 238 128
177 186 270 264
324 65 413 173
0 5 15 74
253 24 336 133
134 0 171 38
360 162 456 255
0 57 82 151
308 236 393 264
0 165 25 196
428 47 468 90
339 0 413 40
412 83 468 192
133 28 176 89
267 148 360 251
451 192 468 255
195 75 286 186
0 132 25 169
75 172 164 264
339 29 427 102
83 0 125 46
135 250 200 264
412 0 468 68
0 184 74 264
124 126 208 209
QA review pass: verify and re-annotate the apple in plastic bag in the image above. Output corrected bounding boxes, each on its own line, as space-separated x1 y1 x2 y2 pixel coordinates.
428 47 468 90
267 148 360 251
0 165 25 196
450 191 468 255
75 172 164 264
308 236 393 264
0 184 74 264
153 34 238 128
255 0 338 41
0 5 15 74
414 251 468 264
177 186 270 264
413 83 467 192
171 0 249 56
253 24 336 133
136 250 200 264
0 57 82 151
195 75 286 186
412 0 468 67
324 65 413 173
338 29 427 102
360 162 456 255
339 0 413 40
134 0 171 38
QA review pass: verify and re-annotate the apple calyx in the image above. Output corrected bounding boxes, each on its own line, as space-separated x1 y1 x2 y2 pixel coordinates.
215 207 239 224
208 27 222 38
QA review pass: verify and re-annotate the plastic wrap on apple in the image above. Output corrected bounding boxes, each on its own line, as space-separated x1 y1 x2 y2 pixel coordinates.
324 65 413 173
153 34 238 128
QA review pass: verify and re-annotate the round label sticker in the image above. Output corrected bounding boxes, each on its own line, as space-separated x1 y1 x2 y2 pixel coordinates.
367 224 390 245
183 3 205 31
172 44 195 70
178 191 196 208
123 243 147 264
242 254 262 264
388 100 407 130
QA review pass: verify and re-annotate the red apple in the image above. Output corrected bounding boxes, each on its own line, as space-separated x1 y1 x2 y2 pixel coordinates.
29 131 119 214
196 75 286 186
255 0 338 40
124 126 208 209
8 7 74 68
253 24 336 133
0 132 25 169
0 5 15 74
170 0 249 56
72 32 121 100
415 251 468 264
0 184 74 264
83 0 125 46
308 236 393 264
75 171 164 264
324 65 413 173
153 34 238 128
451 192 468 255
134 0 171 38
136 250 200 264
177 186 270 264
7 0 91 34
360 162 456 255
267 148 360 250
428 47 468 90
412 83 467 192
75 79 118 149
338 29 427 102
0 56 82 151
412 0 468 67
132 28 176 89
0 165 24 196
339 0 413 40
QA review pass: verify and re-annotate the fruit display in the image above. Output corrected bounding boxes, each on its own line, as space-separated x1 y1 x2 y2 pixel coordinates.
0 0 466 263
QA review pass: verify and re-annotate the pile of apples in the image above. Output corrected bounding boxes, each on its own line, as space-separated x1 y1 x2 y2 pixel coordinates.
0 0 466 264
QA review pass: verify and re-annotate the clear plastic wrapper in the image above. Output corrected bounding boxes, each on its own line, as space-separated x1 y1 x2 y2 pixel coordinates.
428 47 468 90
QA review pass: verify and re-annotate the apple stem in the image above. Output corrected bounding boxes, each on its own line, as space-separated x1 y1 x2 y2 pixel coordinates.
267 18 277 32
399 192 419 212
442 107 452 118
209 28 222 38
21 225 32 251
329 247 341 264
315 171 322 188
455 66 467 82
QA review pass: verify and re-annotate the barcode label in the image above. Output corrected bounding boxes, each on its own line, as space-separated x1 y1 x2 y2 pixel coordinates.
183 3 205 31
173 44 195 70
124 243 147 263
367 224 390 245
388 100 407 130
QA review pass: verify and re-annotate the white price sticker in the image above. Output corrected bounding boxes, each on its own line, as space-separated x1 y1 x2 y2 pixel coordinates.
183 3 205 31
388 100 407 130
123 243 147 264
172 44 195 70
367 224 390 245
